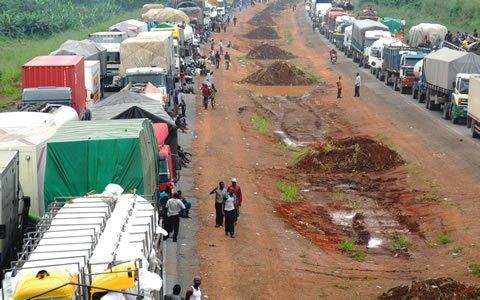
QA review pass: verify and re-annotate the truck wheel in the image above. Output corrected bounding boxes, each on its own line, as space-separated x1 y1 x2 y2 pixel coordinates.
450 106 458 124
467 116 472 128
442 104 451 120
400 87 406 94
472 120 479 138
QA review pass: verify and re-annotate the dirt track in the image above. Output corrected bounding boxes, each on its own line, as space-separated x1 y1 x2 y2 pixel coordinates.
192 2 480 299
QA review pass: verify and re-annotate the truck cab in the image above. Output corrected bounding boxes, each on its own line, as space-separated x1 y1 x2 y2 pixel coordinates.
362 30 391 67
89 32 127 89
125 67 170 102
449 73 478 123
153 123 179 192
398 52 426 93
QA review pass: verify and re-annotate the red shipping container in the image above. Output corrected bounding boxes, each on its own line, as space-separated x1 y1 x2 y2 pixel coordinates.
22 56 87 115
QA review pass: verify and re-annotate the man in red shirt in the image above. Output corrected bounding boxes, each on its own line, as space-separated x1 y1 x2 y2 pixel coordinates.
201 84 210 109
228 178 242 221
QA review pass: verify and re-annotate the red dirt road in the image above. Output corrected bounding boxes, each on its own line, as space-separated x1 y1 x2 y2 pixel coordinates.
192 2 480 299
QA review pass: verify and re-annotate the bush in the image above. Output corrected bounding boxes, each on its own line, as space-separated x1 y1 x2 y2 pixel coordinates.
0 0 154 38
276 182 299 202
339 240 355 252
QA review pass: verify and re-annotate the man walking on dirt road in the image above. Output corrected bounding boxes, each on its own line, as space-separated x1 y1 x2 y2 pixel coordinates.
336 76 342 99
233 16 237 26
354 72 361 97
229 178 242 221
210 181 228 227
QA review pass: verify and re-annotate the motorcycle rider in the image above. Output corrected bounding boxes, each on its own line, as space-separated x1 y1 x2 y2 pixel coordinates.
329 48 337 63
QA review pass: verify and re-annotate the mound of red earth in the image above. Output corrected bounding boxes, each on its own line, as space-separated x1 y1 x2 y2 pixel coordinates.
246 44 295 59
248 11 276 26
244 26 280 40
296 137 404 173
241 61 317 86
379 278 480 299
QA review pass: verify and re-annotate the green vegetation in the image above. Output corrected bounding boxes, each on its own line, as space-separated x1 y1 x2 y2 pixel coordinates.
285 31 293 45
468 263 480 277
276 182 299 202
448 246 463 255
438 233 452 245
295 64 320 84
352 251 367 262
353 0 480 32
0 10 140 108
339 240 355 252
251 113 271 133
392 233 412 250
0 0 151 38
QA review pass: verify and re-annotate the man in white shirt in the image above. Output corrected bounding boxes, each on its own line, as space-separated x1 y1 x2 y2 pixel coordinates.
354 72 361 97
164 192 186 242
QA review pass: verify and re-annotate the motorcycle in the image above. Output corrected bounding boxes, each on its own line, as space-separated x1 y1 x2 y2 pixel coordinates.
330 54 337 64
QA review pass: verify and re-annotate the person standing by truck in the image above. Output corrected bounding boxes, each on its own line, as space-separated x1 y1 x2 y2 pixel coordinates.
233 16 237 27
209 181 228 227
354 72 361 97
336 76 342 99
164 192 186 242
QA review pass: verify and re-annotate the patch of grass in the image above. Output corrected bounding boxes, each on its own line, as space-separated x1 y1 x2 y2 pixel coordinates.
285 31 294 45
352 251 367 262
468 263 480 277
0 9 140 108
251 113 271 134
238 55 247 64
334 283 351 291
298 252 307 258
292 148 312 164
295 64 320 84
393 234 412 250
276 142 301 153
438 233 452 245
448 246 463 255
276 182 299 202
339 240 355 253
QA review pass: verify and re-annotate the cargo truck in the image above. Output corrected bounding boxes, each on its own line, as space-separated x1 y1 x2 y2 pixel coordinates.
109 19 148 37
380 46 429 93
22 56 87 117
44 119 158 210
84 60 101 106
367 37 403 77
89 31 128 88
0 127 58 217
467 75 480 137
408 23 447 48
0 151 20 270
351 19 389 66
49 39 106 96
322 8 348 40
2 189 163 299
332 16 355 48
419 47 480 123
153 123 180 192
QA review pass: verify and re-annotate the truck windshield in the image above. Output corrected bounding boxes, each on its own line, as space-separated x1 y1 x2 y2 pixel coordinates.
404 58 420 67
459 79 469 94
316 0 331 3
106 52 120 63
126 74 167 87
364 38 378 48
158 157 171 183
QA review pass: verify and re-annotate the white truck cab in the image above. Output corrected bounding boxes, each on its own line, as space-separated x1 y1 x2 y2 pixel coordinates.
368 37 403 73
125 67 169 101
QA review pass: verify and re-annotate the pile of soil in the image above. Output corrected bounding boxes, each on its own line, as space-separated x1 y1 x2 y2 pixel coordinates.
246 44 295 59
244 26 280 40
241 61 317 86
296 136 405 173
379 278 480 299
248 11 276 26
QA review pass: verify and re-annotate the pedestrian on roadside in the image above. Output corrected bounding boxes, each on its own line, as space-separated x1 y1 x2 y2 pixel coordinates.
228 178 242 221
227 15 231 24
165 284 182 300
219 39 224 55
178 89 186 117
209 181 228 227
201 83 210 109
354 72 361 97
177 190 192 219
214 51 221 69
233 16 237 26
206 71 214 84
185 277 202 300
223 188 237 237
224 51 231 70
336 76 342 99
163 192 186 242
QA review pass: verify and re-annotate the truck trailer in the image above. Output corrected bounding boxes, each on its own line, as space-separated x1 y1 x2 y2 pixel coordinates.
351 19 389 66
420 47 480 123
467 75 480 137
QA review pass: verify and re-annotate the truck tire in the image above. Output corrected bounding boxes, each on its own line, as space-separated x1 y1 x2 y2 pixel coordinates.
400 87 406 94
450 106 459 124
442 103 451 120
467 116 472 128
419 92 425 103
412 89 418 99
472 120 479 138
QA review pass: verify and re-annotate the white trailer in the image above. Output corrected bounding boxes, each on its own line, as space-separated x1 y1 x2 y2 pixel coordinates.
0 151 20 268
0 127 58 217
84 60 101 107
468 75 480 137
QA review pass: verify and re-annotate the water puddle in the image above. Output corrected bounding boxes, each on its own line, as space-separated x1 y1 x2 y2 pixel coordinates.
275 130 301 147
367 237 383 249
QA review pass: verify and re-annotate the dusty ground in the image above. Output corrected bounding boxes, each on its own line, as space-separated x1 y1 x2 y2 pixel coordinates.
192 2 480 299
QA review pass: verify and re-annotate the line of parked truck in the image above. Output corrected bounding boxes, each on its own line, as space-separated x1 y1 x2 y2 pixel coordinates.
307 0 480 137
0 0 230 298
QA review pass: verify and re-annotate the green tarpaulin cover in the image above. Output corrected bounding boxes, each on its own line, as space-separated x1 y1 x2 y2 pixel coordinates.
44 119 158 209
382 17 402 34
